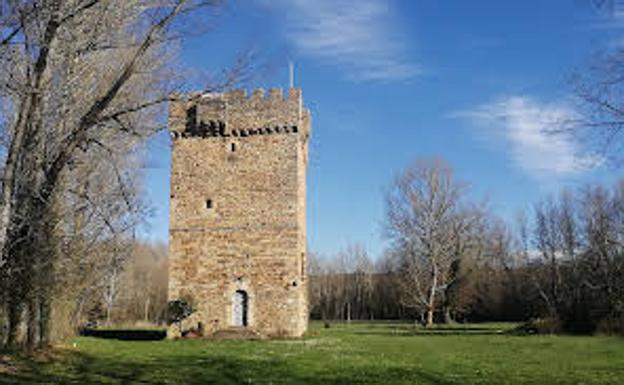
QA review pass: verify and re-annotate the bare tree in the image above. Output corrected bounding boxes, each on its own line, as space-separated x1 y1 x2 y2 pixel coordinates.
385 159 471 327
335 244 374 322
567 49 624 165
308 245 377 323
0 0 241 350
533 197 566 324
441 206 489 323
95 242 169 325
577 184 624 331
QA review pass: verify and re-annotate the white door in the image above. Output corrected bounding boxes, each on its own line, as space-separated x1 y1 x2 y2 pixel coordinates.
232 291 248 327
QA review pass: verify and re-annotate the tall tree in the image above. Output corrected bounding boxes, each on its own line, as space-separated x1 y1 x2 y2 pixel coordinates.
0 0 235 350
385 159 472 327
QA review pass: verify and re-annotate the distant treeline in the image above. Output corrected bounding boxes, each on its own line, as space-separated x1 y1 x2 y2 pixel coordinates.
308 264 615 331
309 163 624 335
307 250 544 325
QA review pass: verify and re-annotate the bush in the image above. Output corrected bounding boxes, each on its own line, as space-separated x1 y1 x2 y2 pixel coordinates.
595 315 624 335
515 318 561 335
167 300 193 327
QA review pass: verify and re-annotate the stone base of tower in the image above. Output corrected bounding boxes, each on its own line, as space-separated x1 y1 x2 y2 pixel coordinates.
166 307 308 340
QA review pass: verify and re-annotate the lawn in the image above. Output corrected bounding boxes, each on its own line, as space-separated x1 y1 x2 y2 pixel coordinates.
1 322 623 384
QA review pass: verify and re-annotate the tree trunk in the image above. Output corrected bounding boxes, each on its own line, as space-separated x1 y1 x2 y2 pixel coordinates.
425 306 434 327
0 6 61 267
443 306 453 324
144 298 150 322
425 265 438 327
72 296 85 332
106 305 112 326
38 297 51 348
26 298 39 351
6 299 22 348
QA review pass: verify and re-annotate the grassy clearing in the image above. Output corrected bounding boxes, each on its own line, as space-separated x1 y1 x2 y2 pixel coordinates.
1 322 623 384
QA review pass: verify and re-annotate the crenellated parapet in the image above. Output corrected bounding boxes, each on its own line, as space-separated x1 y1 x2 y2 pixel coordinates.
169 88 310 140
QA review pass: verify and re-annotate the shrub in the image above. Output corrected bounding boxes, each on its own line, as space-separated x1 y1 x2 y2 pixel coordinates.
167 300 194 328
595 315 624 335
515 318 561 335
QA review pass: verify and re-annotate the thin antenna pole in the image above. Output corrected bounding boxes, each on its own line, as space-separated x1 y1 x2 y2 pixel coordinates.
289 61 295 88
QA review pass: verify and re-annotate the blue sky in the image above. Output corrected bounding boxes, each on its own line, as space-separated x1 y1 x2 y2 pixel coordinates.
141 0 624 259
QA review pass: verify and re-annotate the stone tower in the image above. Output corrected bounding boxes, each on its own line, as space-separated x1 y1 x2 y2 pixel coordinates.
167 88 310 338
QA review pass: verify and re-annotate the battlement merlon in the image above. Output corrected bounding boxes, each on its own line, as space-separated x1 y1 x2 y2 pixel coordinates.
168 88 311 139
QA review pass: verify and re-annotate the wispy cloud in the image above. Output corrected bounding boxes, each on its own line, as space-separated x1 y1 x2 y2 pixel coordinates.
588 0 624 19
581 0 624 30
260 0 418 82
459 96 602 178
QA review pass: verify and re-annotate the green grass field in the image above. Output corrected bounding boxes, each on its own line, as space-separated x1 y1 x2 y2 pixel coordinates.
1 322 623 384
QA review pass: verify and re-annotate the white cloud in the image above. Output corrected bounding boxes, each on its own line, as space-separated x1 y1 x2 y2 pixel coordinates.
461 96 602 178
260 0 418 81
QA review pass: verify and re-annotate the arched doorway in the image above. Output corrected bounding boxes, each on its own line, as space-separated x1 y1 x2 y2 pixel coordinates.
232 290 248 327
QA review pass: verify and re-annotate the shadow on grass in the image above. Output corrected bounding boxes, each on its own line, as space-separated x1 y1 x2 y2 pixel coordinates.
349 323 510 337
0 348 462 385
80 328 167 341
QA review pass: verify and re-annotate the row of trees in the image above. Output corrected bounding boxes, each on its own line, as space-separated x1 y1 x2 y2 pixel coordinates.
309 160 624 334
529 184 624 333
0 0 230 351
308 245 401 322
0 232 170 340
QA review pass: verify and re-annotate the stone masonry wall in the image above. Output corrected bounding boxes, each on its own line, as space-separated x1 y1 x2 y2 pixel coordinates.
168 88 310 338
